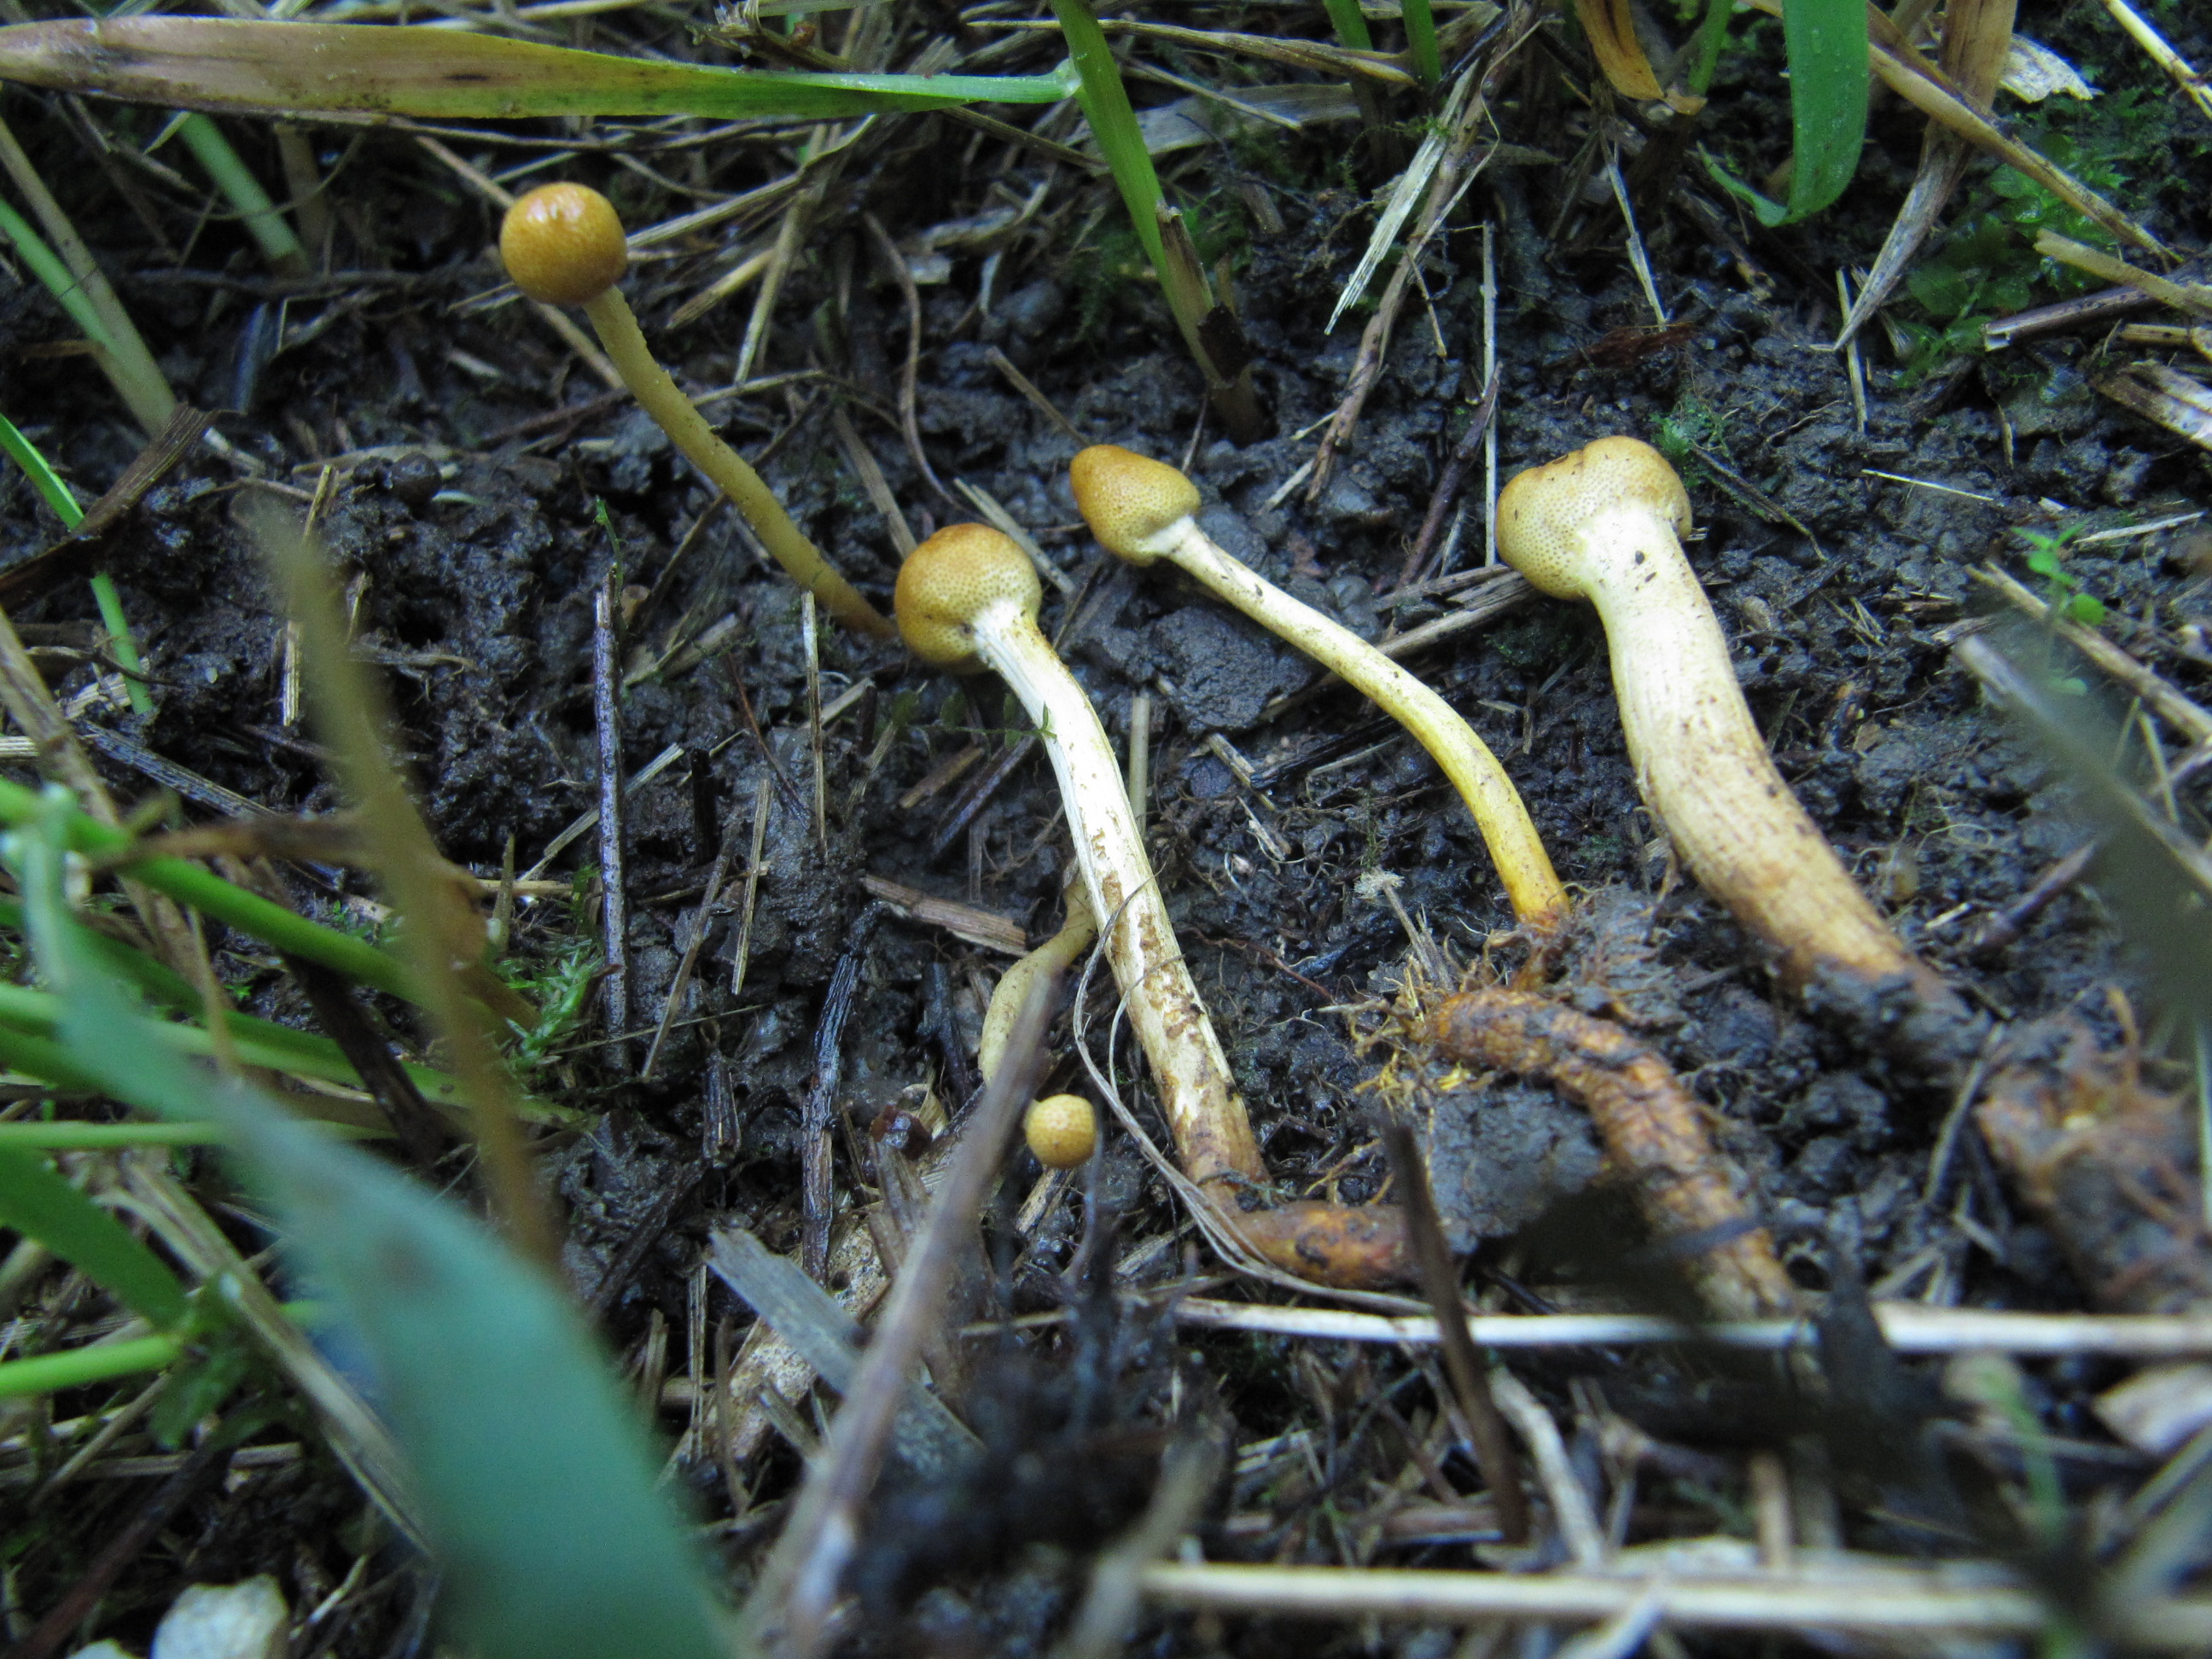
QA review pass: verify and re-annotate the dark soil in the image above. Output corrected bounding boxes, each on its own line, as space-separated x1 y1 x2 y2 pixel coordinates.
3 0 2209 1652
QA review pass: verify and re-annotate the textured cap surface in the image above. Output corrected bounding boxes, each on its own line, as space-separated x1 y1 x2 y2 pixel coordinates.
500 183 628 307
1071 445 1200 564
895 523 1043 667
1496 436 1691 598
1024 1094 1097 1167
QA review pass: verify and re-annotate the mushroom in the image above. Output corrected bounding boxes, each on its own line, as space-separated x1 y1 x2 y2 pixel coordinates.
1024 1093 1098 1168
498 183 894 640
1495 437 1975 1066
1069 445 1566 928
896 522 1264 1190
897 524 1409 1289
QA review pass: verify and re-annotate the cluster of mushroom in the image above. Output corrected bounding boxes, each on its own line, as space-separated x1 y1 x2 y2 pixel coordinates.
503 179 1976 1300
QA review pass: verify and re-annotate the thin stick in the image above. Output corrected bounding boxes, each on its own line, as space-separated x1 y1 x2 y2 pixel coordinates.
1133 1562 2212 1644
1170 1296 2212 1356
729 777 772 998
1481 218 1499 569
863 212 954 505
986 345 1084 444
802 591 828 853
1126 691 1152 835
1836 270 1868 433
742 974 1057 1656
1604 154 1668 326
593 572 632 1060
1383 1122 1528 1543
643 793 749 1080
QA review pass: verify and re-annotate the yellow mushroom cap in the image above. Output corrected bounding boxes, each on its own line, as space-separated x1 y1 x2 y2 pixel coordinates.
1495 437 1692 600
894 523 1043 668
1024 1093 1097 1167
500 183 629 308
1070 445 1200 567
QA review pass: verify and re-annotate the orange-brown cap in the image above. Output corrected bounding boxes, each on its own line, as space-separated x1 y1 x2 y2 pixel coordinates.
1070 445 1200 566
894 523 1043 668
500 183 628 308
1495 437 1691 599
1024 1093 1097 1167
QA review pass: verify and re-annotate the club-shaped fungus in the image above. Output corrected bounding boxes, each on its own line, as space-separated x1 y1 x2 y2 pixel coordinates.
499 183 894 639
1495 437 1976 1068
895 522 1264 1190
1070 444 1565 928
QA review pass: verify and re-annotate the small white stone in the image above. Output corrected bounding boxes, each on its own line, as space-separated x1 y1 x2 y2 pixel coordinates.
150 1577 289 1659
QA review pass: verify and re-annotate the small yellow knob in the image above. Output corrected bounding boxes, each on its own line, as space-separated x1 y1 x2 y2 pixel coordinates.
1024 1093 1097 1168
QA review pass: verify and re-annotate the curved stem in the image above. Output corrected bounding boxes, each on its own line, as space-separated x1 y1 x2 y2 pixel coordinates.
975 602 1266 1189
1164 521 1568 927
581 288 895 640
979 880 1094 1086
1578 505 1930 992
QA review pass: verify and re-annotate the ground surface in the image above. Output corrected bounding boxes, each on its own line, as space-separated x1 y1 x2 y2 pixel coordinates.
2 0 2209 1651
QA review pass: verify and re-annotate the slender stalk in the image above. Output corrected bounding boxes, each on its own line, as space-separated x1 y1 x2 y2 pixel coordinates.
0 977 479 1110
0 1331 180 1400
979 607 1264 1188
0 1122 225 1147
176 114 308 277
245 497 556 1268
89 574 154 718
1682 0 1737 98
1320 0 1373 51
0 114 174 434
0 413 155 717
1402 0 1441 89
1162 522 1563 923
580 286 894 638
0 774 417 1003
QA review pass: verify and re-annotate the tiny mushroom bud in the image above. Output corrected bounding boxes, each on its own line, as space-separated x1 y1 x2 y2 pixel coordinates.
1496 437 1976 1066
499 183 894 640
1071 445 1566 928
1024 1093 1098 1168
897 523 1265 1190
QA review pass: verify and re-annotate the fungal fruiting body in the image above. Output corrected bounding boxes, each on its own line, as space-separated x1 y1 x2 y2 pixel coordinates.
895 523 1265 1190
1424 988 1797 1318
1495 437 1975 1066
1069 445 1566 928
498 183 894 640
1025 1094 1098 1168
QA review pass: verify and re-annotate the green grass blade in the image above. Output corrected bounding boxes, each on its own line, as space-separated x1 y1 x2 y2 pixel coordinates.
1049 0 1168 274
15 795 728 1659
0 1121 228 1148
0 1144 189 1327
176 114 306 276
0 1331 180 1400
0 413 156 714
1700 0 1868 224
0 195 119 355
0 410 84 527
0 775 418 1004
1402 0 1441 88
0 19 1074 120
1320 0 1374 52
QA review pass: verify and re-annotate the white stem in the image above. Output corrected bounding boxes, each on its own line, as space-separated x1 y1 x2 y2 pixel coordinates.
1575 504 1923 992
1162 521 1566 926
971 600 1266 1189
